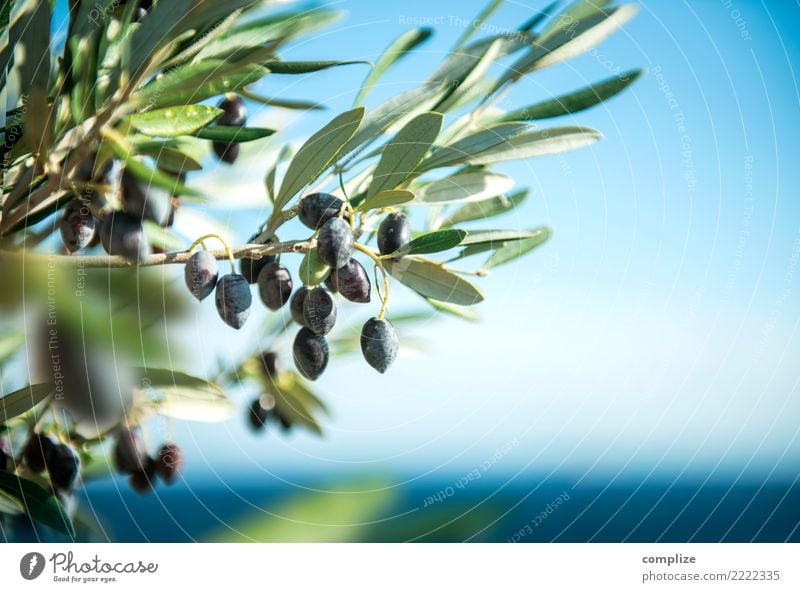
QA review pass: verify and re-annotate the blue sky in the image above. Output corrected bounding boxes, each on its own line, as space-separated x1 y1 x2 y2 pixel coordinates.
48 1 800 485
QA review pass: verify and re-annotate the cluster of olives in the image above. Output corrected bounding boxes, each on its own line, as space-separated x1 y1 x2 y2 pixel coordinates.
112 428 183 494
183 193 405 378
59 94 247 261
13 433 82 493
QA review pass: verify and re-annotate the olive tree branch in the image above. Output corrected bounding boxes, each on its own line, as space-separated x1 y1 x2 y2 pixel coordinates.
0 238 316 269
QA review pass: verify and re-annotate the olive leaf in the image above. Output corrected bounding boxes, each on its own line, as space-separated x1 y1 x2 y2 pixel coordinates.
457 126 603 165
192 126 276 142
413 171 515 205
439 189 529 228
435 38 504 112
264 60 370 74
129 105 223 137
134 60 269 108
385 257 484 305
275 107 365 210
0 383 52 422
393 229 467 257
499 69 643 121
266 144 293 204
337 83 448 164
497 4 638 88
134 367 226 396
418 122 532 171
0 472 75 537
367 112 443 198
268 372 330 436
356 189 415 213
355 27 434 105
483 227 552 268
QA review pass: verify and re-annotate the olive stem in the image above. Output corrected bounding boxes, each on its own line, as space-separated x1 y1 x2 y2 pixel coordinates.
188 233 236 272
353 242 390 320
0 239 316 268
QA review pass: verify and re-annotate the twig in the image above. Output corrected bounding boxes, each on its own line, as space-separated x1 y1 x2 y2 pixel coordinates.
0 239 316 269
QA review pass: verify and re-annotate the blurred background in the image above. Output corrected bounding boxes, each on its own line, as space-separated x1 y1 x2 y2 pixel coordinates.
4 0 800 542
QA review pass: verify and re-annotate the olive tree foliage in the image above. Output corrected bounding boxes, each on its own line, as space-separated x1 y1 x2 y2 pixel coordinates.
0 0 640 537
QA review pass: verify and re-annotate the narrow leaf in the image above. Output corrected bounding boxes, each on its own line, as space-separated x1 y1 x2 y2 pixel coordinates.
440 189 529 227
460 126 603 165
484 226 551 268
500 69 643 121
413 171 515 205
356 189 415 213
265 60 369 74
129 105 223 137
355 27 433 105
0 472 75 536
367 112 443 198
276 107 365 210
192 126 276 142
0 383 52 422
385 257 484 305
393 229 467 257
419 122 531 171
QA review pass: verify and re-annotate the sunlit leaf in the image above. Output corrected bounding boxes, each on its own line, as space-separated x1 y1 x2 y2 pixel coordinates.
499 69 643 121
0 383 52 422
385 257 484 305
129 105 223 137
367 112 443 198
439 189 529 227
355 27 433 105
484 226 552 268
458 126 603 165
275 107 365 210
356 189 415 213
265 60 369 74
419 122 531 171
413 171 515 205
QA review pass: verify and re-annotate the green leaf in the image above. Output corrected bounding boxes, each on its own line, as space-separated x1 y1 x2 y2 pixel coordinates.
0 472 75 536
134 60 269 108
0 383 52 422
0 488 25 515
435 38 504 112
460 229 544 245
127 0 267 79
108 138 203 198
499 69 643 121
367 112 443 198
298 249 331 286
275 107 365 210
129 105 222 137
134 367 225 396
355 27 433 105
264 60 369 74
484 226 552 268
498 4 638 87
268 372 329 436
265 144 293 204
419 122 531 171
413 171 515 205
192 126 275 143
393 229 467 257
457 126 603 165
141 370 232 422
130 135 207 174
240 94 324 111
337 83 448 164
439 189 529 227
143 222 184 250
385 257 484 305
356 189 415 213
452 0 504 49
537 0 613 44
